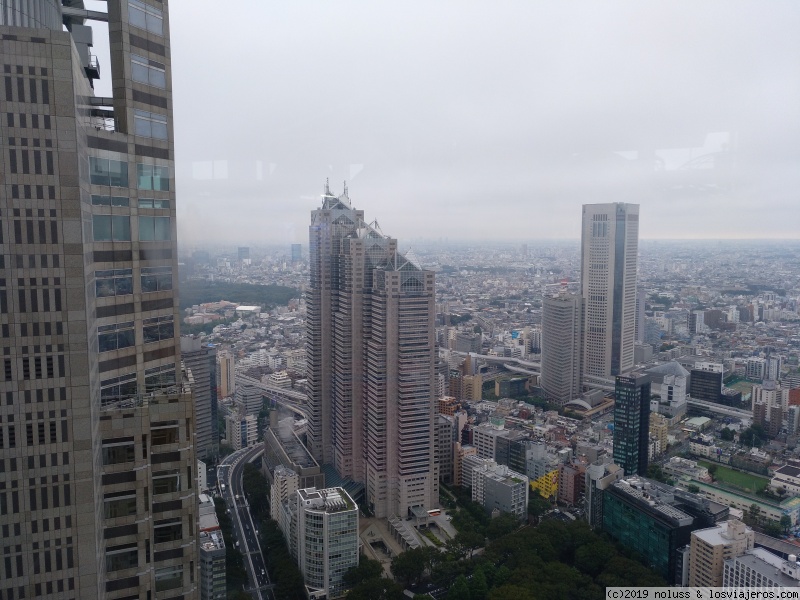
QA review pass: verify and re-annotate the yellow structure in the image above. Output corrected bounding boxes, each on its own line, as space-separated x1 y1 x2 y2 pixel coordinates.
650 412 669 456
530 470 559 500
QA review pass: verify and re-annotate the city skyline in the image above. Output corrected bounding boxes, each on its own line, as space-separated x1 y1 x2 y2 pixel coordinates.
75 0 800 244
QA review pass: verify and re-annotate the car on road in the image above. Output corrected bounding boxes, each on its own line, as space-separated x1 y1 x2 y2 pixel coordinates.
261 568 266 576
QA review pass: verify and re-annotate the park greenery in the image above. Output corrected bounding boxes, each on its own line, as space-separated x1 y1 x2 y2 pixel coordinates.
179 280 299 311
346 518 665 600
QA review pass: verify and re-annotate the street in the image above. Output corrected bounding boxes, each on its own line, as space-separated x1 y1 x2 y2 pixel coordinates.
218 445 272 599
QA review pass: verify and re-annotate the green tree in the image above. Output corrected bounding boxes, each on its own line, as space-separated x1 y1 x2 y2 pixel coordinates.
687 484 700 493
527 494 550 520
346 577 404 600
485 513 519 540
488 585 536 600
469 567 489 600
343 557 384 587
781 515 792 535
647 464 667 483
720 427 735 441
574 540 617 577
707 463 718 478
454 529 484 558
391 549 426 587
447 575 471 600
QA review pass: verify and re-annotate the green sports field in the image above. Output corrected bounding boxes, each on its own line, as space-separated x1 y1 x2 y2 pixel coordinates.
698 460 768 493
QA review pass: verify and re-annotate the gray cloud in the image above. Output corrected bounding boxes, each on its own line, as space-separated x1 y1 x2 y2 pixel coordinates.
155 0 800 244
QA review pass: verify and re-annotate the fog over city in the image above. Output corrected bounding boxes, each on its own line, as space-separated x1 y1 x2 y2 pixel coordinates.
97 1 800 244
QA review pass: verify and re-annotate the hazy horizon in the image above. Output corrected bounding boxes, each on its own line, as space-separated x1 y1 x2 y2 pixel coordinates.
87 1 800 245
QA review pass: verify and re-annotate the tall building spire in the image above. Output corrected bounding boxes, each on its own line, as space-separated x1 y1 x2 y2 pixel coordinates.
306 191 439 518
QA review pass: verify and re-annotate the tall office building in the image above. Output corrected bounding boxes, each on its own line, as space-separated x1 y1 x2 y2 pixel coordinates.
182 336 218 461
1 2 197 598
307 184 438 518
291 242 302 263
541 289 583 404
581 203 640 377
613 374 651 476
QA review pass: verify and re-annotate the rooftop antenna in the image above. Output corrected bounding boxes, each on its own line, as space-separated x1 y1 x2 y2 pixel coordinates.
324 178 331 196
343 181 348 197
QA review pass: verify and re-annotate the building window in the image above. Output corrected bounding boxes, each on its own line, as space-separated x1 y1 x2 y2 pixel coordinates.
128 0 163 35
89 157 128 187
100 373 138 406
98 321 135 352
133 109 168 140
138 198 170 209
143 315 174 344
102 441 135 465
152 470 180 495
137 163 170 191
93 215 132 242
153 519 182 544
131 54 166 89
95 269 133 298
104 496 137 520
145 364 176 392
92 195 129 207
154 565 183 591
105 544 138 571
141 266 172 293
139 216 171 241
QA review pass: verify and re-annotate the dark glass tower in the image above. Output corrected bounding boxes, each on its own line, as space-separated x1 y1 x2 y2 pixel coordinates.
613 374 651 476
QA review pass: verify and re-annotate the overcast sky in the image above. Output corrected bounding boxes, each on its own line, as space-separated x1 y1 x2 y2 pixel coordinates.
97 1 800 245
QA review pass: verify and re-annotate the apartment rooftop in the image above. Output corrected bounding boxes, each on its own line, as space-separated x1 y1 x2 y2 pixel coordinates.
298 486 357 513
611 477 695 526
199 529 225 553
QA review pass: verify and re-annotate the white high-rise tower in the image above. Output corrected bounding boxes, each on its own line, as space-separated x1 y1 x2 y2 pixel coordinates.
581 203 640 377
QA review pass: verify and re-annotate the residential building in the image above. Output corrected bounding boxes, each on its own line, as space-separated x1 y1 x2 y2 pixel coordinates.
234 379 264 416
581 203 639 377
541 290 583 405
470 460 529 520
226 410 258 451
689 520 754 587
752 380 785 438
198 494 226 600
296 487 359 599
771 464 800 496
453 443 477 487
182 336 219 460
724 548 800 588
613 374 651 476
198 460 208 492
217 349 236 398
558 462 585 505
0 1 198 598
306 185 438 518
650 412 669 456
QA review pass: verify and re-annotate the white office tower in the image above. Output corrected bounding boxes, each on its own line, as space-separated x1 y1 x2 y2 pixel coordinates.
541 290 583 404
296 487 359 599
581 203 640 377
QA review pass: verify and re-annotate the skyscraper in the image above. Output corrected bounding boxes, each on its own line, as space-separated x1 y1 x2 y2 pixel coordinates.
541 289 583 404
291 242 302 263
307 184 438 518
613 374 651 476
1 2 197 597
182 336 218 461
581 203 640 377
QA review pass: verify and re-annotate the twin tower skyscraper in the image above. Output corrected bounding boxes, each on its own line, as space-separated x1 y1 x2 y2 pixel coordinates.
306 184 439 519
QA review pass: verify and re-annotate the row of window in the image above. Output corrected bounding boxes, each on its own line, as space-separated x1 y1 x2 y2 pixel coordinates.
97 316 173 352
91 195 170 209
90 158 170 191
99 365 176 406
92 215 171 242
96 266 172 298
129 0 163 35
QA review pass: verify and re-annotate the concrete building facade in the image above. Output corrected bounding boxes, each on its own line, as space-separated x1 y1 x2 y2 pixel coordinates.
307 187 438 518
0 1 198 598
541 290 583 405
689 519 754 587
581 203 639 377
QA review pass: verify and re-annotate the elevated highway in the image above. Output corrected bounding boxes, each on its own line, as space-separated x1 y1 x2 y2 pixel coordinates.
237 374 308 419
